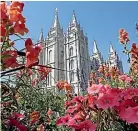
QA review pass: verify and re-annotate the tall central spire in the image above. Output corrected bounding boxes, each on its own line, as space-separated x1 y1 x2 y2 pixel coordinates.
71 10 77 25
93 40 99 54
52 8 60 28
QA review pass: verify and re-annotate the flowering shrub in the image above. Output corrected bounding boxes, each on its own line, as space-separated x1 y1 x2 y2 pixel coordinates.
1 1 59 130
1 1 138 131
56 85 138 130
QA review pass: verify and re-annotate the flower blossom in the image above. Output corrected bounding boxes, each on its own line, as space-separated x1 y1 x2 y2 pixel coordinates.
2 50 18 68
25 38 42 67
96 94 120 109
119 29 129 44
87 84 104 95
118 74 133 83
119 106 138 124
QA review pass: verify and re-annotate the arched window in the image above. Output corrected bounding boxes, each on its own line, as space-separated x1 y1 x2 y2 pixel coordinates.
69 47 73 57
70 72 74 82
70 59 74 70
49 50 52 63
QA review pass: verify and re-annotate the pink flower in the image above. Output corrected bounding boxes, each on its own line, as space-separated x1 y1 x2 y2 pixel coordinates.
123 88 138 100
105 88 121 97
125 77 133 83
96 94 119 109
114 99 137 113
87 84 104 95
118 74 133 83
119 106 138 123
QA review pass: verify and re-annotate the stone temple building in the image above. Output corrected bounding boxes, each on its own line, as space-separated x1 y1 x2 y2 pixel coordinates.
38 8 123 94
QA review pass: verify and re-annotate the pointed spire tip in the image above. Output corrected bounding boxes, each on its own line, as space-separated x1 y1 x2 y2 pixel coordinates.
93 40 99 53
52 8 60 28
71 10 77 25
55 8 58 13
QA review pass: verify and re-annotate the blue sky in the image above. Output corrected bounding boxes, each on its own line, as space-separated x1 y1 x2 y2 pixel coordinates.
15 1 138 73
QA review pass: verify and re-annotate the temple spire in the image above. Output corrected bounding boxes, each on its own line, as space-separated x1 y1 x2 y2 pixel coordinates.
93 40 99 54
109 43 115 53
71 10 77 25
52 8 60 28
39 28 44 41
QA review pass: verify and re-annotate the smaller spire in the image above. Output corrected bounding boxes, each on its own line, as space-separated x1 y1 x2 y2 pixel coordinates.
93 39 99 54
39 28 44 41
69 22 71 27
109 43 115 53
71 10 77 25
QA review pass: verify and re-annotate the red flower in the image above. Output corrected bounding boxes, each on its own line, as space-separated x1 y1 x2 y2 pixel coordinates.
56 115 70 126
2 50 18 68
0 25 6 42
8 117 27 131
12 112 25 119
8 1 25 23
56 80 72 91
0 2 7 12
25 38 33 51
30 111 40 125
66 103 84 114
25 38 42 67
14 21 28 35
0 2 8 20
9 10 26 23
10 1 24 13
71 96 84 103
68 120 97 131
84 95 96 109
38 66 51 80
